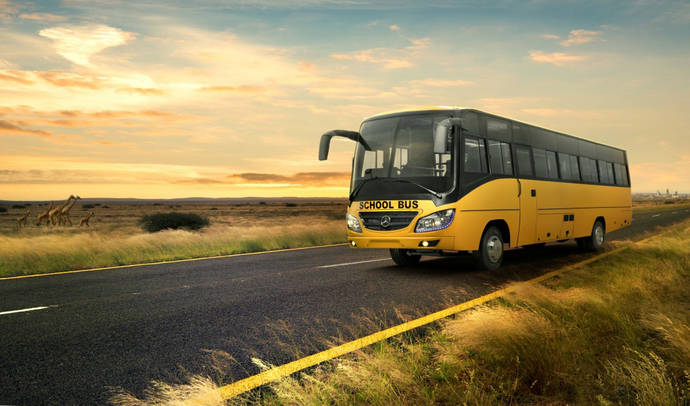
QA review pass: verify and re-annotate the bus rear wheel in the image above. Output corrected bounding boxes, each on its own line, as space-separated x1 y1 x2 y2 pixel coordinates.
577 220 605 251
475 226 504 271
390 249 421 266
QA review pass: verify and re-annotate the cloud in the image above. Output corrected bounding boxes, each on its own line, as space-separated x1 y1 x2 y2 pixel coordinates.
116 87 166 96
0 69 33 85
529 50 587 66
520 108 602 119
560 29 602 47
176 172 350 187
198 85 268 93
39 24 135 66
408 78 473 87
19 12 65 21
35 71 106 89
541 34 560 39
389 24 400 31
329 37 429 70
0 120 51 137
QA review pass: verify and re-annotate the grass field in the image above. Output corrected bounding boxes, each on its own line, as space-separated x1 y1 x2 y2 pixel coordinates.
109 219 690 405
0 199 347 277
1 197 688 278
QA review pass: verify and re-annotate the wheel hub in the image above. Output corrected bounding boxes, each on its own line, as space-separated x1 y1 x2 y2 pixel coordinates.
486 236 503 263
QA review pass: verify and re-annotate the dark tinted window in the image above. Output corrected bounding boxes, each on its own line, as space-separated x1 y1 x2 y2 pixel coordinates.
598 160 614 184
580 157 598 183
614 163 629 186
533 148 547 178
488 140 512 175
516 145 533 177
546 150 558 179
570 155 580 180
464 137 487 173
558 152 579 180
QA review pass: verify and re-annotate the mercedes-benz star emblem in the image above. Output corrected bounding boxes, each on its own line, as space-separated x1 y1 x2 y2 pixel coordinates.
380 215 391 228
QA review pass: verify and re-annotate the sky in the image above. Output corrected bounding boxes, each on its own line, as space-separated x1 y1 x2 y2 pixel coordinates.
1 0 689 200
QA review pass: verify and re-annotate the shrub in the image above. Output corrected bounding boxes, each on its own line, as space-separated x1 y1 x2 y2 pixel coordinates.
0 207 6 213
285 203 297 207
12 204 26 209
82 204 96 209
139 212 209 232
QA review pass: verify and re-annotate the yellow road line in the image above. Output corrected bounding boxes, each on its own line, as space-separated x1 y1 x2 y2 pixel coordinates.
212 235 658 400
0 243 347 281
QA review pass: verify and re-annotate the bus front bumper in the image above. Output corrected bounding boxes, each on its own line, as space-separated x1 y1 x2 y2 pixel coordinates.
347 236 456 250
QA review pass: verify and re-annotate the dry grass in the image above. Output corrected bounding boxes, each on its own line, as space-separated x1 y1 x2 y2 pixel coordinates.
0 201 347 277
108 220 690 406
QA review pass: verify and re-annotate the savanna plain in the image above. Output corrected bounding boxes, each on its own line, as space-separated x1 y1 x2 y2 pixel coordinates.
0 198 346 277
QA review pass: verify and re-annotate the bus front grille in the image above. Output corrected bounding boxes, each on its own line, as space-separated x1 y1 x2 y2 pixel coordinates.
359 211 418 231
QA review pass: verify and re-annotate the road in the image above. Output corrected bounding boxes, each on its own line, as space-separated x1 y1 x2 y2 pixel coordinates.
1 206 688 405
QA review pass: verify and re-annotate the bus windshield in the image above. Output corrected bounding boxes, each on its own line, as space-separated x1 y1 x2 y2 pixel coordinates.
352 114 455 198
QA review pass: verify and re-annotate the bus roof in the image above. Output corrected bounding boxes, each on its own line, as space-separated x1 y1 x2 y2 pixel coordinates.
361 107 627 162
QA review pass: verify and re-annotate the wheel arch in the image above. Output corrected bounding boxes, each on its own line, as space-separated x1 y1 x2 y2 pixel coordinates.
483 219 511 248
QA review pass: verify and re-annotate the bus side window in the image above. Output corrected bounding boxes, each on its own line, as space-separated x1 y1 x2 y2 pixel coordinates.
546 151 558 179
558 152 571 180
487 140 512 175
533 148 548 178
580 157 598 183
570 155 580 181
614 163 628 186
464 137 487 173
515 145 533 177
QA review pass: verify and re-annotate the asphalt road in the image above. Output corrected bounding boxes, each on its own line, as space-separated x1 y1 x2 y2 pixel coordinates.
1 206 689 405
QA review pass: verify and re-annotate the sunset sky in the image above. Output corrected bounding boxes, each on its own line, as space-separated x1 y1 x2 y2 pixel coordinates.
1 0 688 200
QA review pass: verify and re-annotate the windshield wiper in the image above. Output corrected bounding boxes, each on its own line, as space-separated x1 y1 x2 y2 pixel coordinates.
349 176 380 201
383 179 443 199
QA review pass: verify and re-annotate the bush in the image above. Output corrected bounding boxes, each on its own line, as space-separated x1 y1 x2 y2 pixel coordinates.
139 212 209 232
12 204 26 209
285 203 297 207
82 204 96 209
0 207 6 213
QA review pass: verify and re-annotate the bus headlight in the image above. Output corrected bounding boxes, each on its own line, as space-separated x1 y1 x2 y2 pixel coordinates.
346 213 362 233
415 209 455 233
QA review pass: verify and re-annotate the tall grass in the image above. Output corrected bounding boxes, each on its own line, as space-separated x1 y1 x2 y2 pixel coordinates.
0 222 345 277
108 220 690 406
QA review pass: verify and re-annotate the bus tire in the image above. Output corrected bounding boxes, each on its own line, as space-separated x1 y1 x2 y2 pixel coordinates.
390 249 421 266
475 226 504 271
577 220 605 252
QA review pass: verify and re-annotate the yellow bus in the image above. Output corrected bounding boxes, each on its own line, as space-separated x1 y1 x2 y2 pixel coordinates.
319 107 631 270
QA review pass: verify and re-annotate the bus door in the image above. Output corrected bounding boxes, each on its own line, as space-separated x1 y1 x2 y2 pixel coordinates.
515 145 537 245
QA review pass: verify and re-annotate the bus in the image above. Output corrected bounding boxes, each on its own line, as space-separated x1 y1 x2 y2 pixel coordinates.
319 107 632 270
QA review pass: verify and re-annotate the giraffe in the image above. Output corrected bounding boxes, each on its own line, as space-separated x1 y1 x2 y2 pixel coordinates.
36 201 55 226
16 209 31 230
58 195 81 226
49 195 74 226
79 211 95 227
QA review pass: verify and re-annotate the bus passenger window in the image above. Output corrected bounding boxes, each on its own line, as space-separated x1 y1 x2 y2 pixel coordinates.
614 163 629 186
488 140 512 175
516 145 533 177
580 157 598 183
546 151 558 179
598 160 611 184
464 137 487 173
570 155 580 181
533 148 548 178
558 152 571 180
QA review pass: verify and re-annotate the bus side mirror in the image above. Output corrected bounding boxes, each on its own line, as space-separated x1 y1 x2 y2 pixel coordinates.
434 118 462 154
319 130 369 161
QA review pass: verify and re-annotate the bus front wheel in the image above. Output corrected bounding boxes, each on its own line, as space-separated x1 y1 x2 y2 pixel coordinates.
475 226 504 271
390 249 421 266
577 220 605 252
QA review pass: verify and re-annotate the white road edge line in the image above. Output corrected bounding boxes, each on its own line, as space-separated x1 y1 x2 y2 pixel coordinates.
652 214 661 218
0 306 53 316
318 258 390 268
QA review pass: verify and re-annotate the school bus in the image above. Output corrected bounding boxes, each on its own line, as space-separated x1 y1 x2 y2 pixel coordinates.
319 107 631 270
